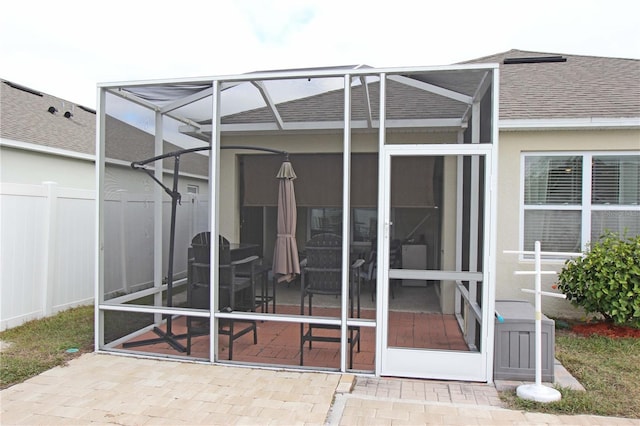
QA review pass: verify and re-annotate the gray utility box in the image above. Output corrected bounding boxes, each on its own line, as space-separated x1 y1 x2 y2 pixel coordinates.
494 300 555 382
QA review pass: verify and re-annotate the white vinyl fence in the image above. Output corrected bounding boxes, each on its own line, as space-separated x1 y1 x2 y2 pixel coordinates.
1 182 94 331
1 182 207 331
102 190 209 299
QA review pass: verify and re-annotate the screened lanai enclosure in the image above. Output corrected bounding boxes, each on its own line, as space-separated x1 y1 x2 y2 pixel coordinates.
97 64 499 381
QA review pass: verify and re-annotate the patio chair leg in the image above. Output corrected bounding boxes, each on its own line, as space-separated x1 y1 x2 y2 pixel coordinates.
228 321 234 360
253 323 258 344
299 323 304 366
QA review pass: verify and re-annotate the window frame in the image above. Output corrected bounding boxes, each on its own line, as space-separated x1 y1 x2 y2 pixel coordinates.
520 151 640 260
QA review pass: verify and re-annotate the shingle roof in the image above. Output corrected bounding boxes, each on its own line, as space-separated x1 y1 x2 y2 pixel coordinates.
3 49 638 158
221 50 639 126
220 78 467 125
0 78 208 176
0 79 96 154
105 116 208 176
464 49 640 120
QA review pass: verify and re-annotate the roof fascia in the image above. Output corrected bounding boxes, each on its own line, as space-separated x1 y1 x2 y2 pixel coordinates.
387 75 473 105
499 117 640 130
0 138 95 162
251 81 284 130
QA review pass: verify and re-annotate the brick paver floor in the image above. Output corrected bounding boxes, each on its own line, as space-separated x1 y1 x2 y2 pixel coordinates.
2 353 639 425
1 353 338 425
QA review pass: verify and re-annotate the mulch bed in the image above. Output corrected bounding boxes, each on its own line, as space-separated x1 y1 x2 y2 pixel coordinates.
570 321 640 338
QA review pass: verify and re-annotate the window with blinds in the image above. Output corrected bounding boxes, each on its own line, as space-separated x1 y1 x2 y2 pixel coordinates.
523 155 582 252
591 155 640 240
522 153 640 254
524 156 582 205
592 155 640 205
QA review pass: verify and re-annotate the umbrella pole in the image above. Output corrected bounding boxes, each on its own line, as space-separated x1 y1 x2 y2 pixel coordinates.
124 156 187 352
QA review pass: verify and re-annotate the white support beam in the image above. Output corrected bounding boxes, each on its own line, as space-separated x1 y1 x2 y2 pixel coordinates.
389 269 484 282
472 71 492 103
375 72 387 376
359 76 373 128
209 80 222 362
385 118 465 128
153 111 164 323
107 87 160 110
462 72 491 125
95 87 106 350
388 75 473 104
341 73 352 372
180 118 464 135
466 102 481 346
251 81 285 130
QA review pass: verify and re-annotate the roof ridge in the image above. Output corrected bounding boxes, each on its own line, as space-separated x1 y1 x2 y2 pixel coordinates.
461 49 639 64
1 78 95 111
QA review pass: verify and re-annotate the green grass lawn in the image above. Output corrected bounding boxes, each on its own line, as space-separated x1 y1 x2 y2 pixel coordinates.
0 305 94 389
1 307 639 419
500 329 640 419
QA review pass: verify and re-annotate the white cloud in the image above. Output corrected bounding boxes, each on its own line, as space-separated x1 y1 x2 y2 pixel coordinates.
237 0 315 44
1 0 638 108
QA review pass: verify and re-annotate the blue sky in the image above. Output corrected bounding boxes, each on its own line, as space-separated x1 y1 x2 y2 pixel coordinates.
1 0 638 109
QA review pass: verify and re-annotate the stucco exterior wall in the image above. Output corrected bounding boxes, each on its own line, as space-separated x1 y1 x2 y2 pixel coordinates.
495 128 640 319
219 130 459 242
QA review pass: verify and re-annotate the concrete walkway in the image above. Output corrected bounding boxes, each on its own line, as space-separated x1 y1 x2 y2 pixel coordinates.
1 353 638 425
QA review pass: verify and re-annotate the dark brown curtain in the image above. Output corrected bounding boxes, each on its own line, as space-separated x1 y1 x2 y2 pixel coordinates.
242 153 434 208
390 156 435 207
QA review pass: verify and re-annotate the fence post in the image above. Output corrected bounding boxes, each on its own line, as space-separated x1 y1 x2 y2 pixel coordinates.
42 181 58 317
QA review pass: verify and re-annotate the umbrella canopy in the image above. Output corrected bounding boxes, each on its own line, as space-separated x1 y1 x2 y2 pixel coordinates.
272 160 300 283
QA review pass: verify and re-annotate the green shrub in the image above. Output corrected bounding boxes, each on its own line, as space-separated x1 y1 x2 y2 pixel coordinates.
557 232 640 326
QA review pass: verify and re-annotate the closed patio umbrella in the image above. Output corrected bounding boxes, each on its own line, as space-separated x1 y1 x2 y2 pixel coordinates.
272 159 300 283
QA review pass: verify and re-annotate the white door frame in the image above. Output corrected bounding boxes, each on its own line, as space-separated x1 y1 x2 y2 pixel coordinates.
376 143 496 381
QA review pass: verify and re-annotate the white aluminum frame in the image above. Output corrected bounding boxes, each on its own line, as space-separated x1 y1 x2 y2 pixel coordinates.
379 143 496 382
95 64 499 380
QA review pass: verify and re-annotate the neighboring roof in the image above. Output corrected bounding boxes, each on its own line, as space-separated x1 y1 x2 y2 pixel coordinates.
0 78 208 176
464 49 640 120
105 116 209 176
0 79 96 154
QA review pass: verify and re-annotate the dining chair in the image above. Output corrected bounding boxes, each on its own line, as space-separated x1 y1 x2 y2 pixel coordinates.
186 232 258 359
299 233 364 368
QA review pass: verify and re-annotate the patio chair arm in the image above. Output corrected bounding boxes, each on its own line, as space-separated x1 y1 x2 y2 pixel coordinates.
231 255 260 266
350 259 365 270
